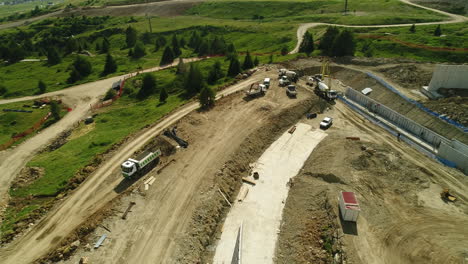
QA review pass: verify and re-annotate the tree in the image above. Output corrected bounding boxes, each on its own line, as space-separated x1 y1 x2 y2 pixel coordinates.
159 86 168 103
197 40 211 56
104 88 117 100
242 51 254 70
47 47 61 65
227 57 241 77
0 84 7 96
319 26 339 55
188 31 201 50
254 56 259 66
72 56 92 77
409 24 416 33
160 46 175 66
172 34 181 57
434 25 442 36
176 57 187 75
299 31 314 56
211 36 227 55
102 53 117 76
268 54 274 64
207 61 224 84
137 73 157 99
125 26 137 48
65 38 78 54
67 67 81 84
37 80 46 94
184 64 204 94
132 41 146 59
101 38 110 53
50 101 61 121
330 30 355 57
154 35 166 51
199 86 215 109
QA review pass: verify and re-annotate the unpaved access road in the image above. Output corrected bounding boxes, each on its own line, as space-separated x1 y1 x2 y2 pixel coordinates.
290 0 467 54
0 68 275 264
0 58 200 209
275 99 468 263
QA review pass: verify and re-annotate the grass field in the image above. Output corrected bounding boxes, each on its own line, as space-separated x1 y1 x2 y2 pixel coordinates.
187 0 449 25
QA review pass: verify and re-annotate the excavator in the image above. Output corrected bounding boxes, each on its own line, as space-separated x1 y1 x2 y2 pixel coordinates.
440 188 457 202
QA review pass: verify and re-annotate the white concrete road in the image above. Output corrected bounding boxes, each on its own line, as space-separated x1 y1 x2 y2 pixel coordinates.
213 123 327 264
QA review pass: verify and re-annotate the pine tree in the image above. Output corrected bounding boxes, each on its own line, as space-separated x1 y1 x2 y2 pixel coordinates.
268 54 274 64
47 47 61 65
159 86 168 103
409 24 416 33
137 73 157 99
197 40 211 56
50 101 61 121
188 31 201 49
67 67 81 84
227 57 241 77
172 34 181 57
434 25 442 36
299 31 314 56
102 53 117 76
101 38 110 53
254 56 259 66
199 86 216 109
242 51 254 70
125 26 137 48
281 46 288 56
207 61 224 84
38 80 46 94
72 56 92 77
176 57 186 75
227 43 237 54
160 46 175 66
319 26 339 55
132 42 146 58
154 35 166 52
331 30 355 57
184 64 204 94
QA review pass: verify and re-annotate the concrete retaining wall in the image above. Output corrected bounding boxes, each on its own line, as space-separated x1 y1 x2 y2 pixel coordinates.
345 87 468 174
428 65 468 92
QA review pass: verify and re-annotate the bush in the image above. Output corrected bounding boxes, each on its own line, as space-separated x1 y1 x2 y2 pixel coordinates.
104 89 117 100
137 73 157 99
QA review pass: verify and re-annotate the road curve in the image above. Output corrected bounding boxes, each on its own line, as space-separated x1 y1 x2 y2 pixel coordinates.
291 0 467 53
0 69 265 264
0 58 201 209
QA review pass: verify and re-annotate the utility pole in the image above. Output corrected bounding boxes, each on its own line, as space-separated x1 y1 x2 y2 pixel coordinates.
145 0 152 33
344 0 348 15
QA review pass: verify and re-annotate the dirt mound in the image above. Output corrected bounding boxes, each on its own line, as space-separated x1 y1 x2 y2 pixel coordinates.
40 129 72 153
377 65 432 90
423 96 468 126
174 97 319 263
305 172 346 184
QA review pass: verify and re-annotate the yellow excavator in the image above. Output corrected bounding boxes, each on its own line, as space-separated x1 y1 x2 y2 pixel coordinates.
440 189 457 202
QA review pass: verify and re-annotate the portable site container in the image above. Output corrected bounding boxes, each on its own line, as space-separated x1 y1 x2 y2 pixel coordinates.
339 191 360 222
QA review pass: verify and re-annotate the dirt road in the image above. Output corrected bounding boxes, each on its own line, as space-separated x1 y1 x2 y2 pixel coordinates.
275 99 468 263
0 68 274 264
290 0 467 53
0 58 200 209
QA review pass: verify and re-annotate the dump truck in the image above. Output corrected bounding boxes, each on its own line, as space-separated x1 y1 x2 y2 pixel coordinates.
279 76 290 87
121 149 162 178
339 191 360 222
263 78 271 88
286 84 297 97
246 83 267 97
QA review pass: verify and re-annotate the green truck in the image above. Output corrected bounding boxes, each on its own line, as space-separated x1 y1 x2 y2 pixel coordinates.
121 149 161 178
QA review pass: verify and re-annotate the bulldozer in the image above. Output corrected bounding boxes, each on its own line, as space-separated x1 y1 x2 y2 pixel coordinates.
440 189 457 202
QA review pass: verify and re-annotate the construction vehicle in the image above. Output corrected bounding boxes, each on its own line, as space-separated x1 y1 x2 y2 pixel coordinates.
164 127 189 148
286 85 297 97
279 76 290 87
121 149 162 178
440 189 457 202
312 60 338 101
246 83 267 97
278 69 298 82
263 78 271 88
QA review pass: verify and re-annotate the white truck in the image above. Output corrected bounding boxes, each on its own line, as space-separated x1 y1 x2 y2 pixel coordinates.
246 83 267 97
278 69 298 82
263 78 271 88
286 84 297 97
279 76 290 87
121 149 161 178
339 191 360 222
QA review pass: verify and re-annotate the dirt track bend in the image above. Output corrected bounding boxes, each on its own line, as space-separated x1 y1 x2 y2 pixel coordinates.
0 58 201 209
291 0 467 53
0 69 271 264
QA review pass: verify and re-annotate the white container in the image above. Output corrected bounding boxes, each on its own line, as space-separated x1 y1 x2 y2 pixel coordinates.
339 191 360 222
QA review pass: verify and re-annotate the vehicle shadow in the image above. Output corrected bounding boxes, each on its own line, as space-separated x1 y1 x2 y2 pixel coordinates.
114 174 144 194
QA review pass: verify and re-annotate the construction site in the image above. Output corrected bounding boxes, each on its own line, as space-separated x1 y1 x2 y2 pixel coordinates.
0 0 467 263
